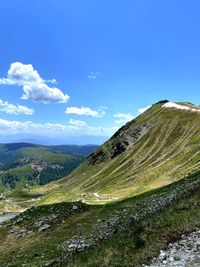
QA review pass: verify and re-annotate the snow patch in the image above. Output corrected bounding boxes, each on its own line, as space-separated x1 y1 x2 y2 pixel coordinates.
162 102 200 113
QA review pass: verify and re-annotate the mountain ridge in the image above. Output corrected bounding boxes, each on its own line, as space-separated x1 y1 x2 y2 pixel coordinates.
40 100 200 204
1 101 200 266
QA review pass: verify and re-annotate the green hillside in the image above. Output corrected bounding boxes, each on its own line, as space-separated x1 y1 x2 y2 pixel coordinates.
0 171 200 266
0 144 97 191
41 101 200 204
0 101 200 266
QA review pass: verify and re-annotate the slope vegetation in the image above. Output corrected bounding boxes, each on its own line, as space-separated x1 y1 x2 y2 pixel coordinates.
1 101 200 266
0 171 199 266
47 101 200 203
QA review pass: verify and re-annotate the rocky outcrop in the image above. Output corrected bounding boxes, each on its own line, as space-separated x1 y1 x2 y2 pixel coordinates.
8 201 86 238
156 100 169 104
45 174 200 266
38 224 51 232
146 230 200 267
0 194 6 200
110 121 152 159
31 160 48 172
31 161 64 172
2 174 200 267
88 120 152 164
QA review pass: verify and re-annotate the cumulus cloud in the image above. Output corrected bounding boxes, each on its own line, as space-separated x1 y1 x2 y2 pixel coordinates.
0 118 117 137
138 105 151 114
114 113 135 124
0 62 69 103
88 72 101 79
0 99 34 115
113 105 152 124
65 106 106 118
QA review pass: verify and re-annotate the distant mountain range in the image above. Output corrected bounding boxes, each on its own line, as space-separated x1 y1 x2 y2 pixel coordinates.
0 134 108 146
0 143 97 190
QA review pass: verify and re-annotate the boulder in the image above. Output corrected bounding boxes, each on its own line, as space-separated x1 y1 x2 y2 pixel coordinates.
38 224 51 232
72 205 78 211
0 194 6 200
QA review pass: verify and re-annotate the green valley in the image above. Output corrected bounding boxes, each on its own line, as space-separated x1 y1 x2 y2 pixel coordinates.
0 143 97 191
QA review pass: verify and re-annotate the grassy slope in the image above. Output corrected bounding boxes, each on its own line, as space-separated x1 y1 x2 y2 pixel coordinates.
0 172 199 266
65 181 200 267
40 102 200 204
0 143 97 161
1 102 200 266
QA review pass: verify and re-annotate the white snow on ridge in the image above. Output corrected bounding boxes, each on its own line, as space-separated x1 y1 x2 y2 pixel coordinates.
162 102 200 113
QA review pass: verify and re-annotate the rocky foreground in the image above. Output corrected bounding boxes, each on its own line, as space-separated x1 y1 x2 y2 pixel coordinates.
49 175 200 265
146 230 200 267
1 173 200 267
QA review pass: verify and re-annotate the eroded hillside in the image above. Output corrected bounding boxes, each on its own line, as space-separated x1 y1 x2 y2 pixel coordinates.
43 101 200 203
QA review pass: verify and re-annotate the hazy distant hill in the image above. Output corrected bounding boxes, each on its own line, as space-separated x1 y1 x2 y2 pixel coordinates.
0 134 108 145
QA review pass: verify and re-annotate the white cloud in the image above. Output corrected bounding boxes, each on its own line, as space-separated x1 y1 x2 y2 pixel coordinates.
69 119 87 127
65 106 106 118
0 62 69 103
114 113 135 124
113 105 151 124
0 99 34 115
0 118 117 137
88 72 101 79
138 105 151 114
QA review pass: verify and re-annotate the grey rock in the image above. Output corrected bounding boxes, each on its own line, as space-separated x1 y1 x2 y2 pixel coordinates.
0 194 6 200
159 251 166 262
34 220 43 227
38 224 51 232
9 229 27 237
72 205 78 211
147 230 200 267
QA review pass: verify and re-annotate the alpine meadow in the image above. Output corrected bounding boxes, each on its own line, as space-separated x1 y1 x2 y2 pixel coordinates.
0 1 200 267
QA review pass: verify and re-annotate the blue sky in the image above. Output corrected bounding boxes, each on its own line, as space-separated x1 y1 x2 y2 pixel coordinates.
0 0 200 144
